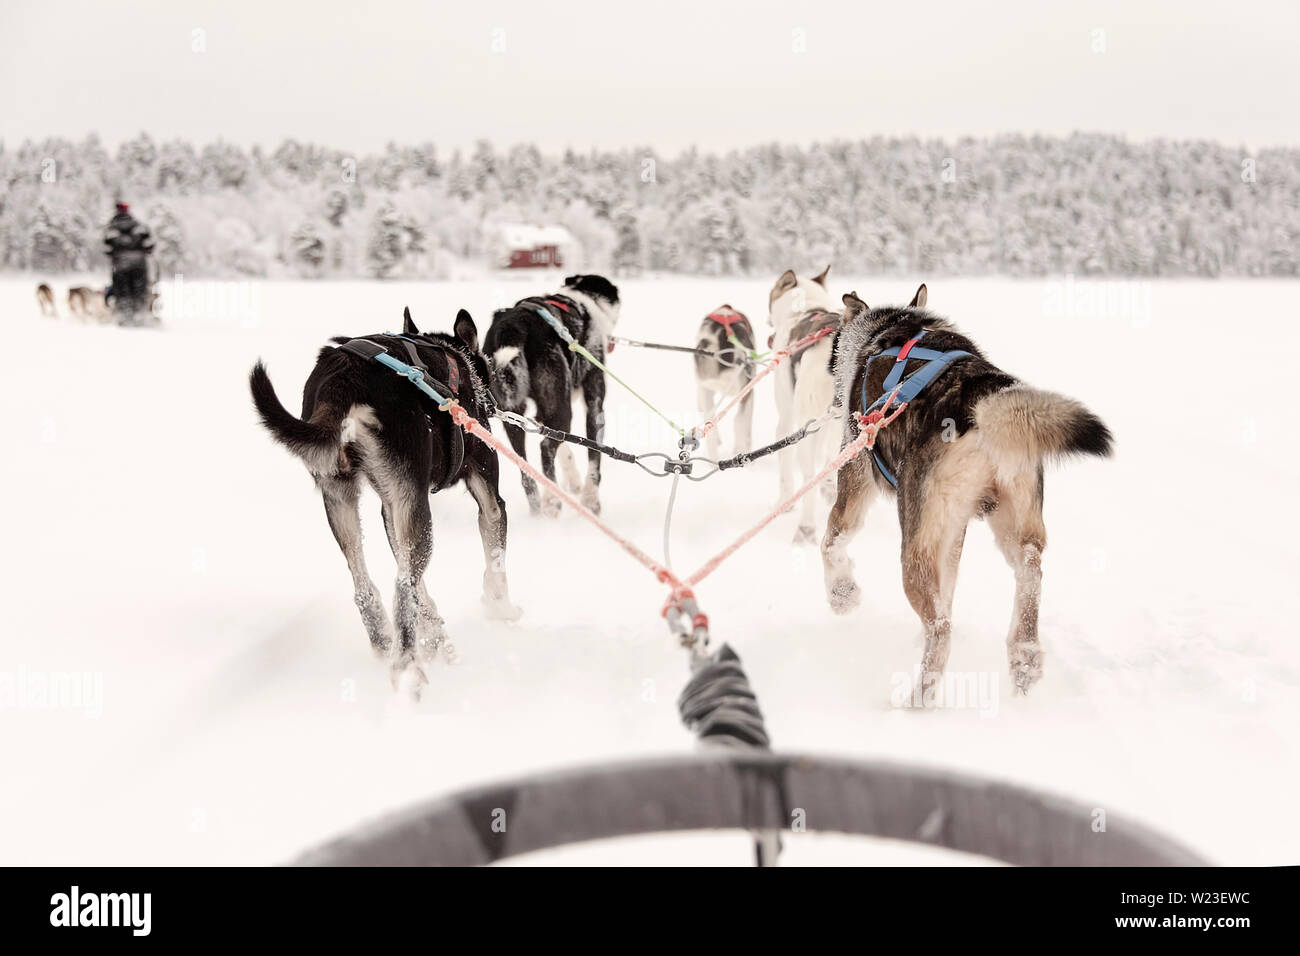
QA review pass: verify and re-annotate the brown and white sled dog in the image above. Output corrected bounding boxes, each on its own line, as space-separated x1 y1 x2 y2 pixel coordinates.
768 266 842 543
68 286 109 322
693 305 757 457
249 307 521 691
36 283 56 317
823 286 1113 697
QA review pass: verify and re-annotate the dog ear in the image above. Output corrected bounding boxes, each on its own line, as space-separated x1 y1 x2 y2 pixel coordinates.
812 264 831 287
453 309 479 351
842 292 868 321
403 306 419 335
908 284 928 309
770 269 798 306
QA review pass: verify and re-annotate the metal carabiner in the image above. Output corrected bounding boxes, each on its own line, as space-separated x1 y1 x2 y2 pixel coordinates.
683 458 720 482
494 410 541 434
634 453 691 478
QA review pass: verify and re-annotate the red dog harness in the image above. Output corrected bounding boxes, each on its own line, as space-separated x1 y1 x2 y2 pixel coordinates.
543 296 612 353
707 306 751 337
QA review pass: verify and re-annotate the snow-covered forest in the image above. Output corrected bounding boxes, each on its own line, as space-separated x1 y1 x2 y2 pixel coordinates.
3 132 1297 279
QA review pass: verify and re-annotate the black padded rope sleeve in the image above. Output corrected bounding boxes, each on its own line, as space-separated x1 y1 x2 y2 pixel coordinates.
678 644 772 749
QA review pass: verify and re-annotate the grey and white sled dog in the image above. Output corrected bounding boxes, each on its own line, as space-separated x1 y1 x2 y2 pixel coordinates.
483 275 620 517
249 307 521 691
823 285 1113 698
693 304 757 458
768 266 842 544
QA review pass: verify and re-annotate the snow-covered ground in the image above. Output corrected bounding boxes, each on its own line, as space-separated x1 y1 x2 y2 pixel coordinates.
1 274 1296 866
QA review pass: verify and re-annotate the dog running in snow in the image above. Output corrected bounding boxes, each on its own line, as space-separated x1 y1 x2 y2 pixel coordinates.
36 283 56 317
67 286 109 322
767 266 843 543
483 274 620 516
823 285 1113 697
693 305 757 458
249 307 521 690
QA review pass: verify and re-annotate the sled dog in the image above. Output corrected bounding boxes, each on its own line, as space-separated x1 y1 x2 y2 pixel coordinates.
823 285 1113 697
67 286 108 321
483 274 620 516
693 305 757 458
36 283 56 317
768 266 841 543
249 307 521 690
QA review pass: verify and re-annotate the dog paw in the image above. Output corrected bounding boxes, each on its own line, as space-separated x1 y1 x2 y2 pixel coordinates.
792 524 817 546
827 579 861 614
414 614 449 663
540 493 562 519
482 595 523 622
391 657 429 699
580 484 601 514
1008 643 1043 694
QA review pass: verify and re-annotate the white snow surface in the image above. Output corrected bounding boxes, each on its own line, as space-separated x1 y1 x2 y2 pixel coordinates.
1 275 1297 866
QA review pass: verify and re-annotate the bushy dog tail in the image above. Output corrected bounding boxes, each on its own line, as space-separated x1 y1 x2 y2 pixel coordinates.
974 384 1113 464
250 357 365 475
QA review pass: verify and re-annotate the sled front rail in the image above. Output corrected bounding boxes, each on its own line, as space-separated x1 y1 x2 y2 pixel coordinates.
293 751 1208 867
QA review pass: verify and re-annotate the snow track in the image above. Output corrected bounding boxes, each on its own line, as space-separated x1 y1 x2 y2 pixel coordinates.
1 276 1296 865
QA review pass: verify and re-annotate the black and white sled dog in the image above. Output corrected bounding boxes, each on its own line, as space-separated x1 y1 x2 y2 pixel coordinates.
693 305 756 458
249 307 521 690
768 266 842 544
483 274 621 516
822 285 1113 698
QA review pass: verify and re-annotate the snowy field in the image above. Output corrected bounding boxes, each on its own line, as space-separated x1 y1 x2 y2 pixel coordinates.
1 274 1297 866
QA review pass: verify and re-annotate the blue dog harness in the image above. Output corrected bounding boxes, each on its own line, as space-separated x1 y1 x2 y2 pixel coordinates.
861 330 972 487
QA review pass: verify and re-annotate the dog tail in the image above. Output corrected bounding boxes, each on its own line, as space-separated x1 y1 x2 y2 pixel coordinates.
250 358 362 475
974 384 1113 465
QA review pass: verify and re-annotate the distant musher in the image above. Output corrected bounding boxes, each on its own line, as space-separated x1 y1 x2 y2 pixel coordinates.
103 202 156 325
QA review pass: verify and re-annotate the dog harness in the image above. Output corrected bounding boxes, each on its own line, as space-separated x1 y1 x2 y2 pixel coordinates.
395 334 459 396
861 330 972 488
705 307 754 366
706 307 751 337
337 336 466 489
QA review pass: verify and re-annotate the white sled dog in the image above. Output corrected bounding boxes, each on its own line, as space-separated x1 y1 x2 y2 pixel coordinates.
768 266 842 543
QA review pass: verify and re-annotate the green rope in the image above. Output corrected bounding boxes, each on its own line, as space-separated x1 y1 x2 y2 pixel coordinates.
727 332 771 363
570 341 685 435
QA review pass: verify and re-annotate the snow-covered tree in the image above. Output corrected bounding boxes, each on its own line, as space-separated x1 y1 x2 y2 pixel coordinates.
366 202 405 278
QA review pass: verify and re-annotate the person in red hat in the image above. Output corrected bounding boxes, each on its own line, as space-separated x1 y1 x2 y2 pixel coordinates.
103 201 155 325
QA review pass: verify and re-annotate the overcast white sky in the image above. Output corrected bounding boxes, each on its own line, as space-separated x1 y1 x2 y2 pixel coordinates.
2 0 1297 154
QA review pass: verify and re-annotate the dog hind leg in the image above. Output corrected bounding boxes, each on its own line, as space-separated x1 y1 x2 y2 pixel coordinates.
793 432 821 545
900 477 977 707
320 476 394 657
988 470 1047 694
774 367 796 506
697 383 720 458
466 466 522 621
735 387 755 459
580 370 606 514
386 487 449 685
557 444 582 495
